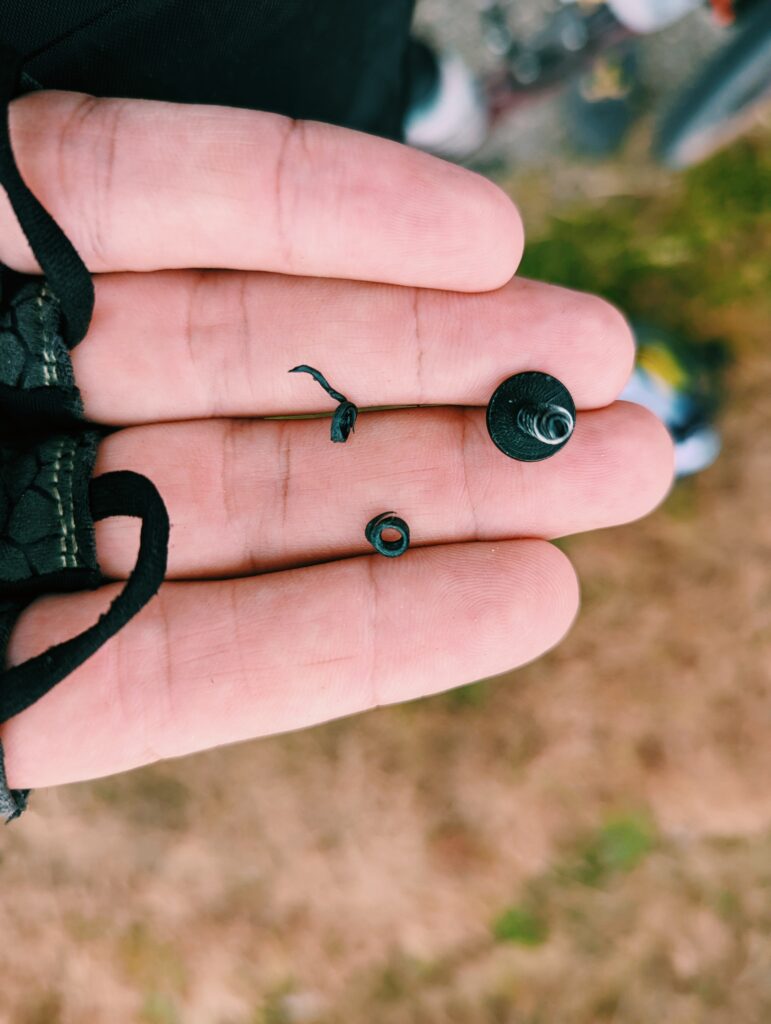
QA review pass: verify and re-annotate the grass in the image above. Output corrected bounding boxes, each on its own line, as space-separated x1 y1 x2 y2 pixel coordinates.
118 922 189 998
559 814 656 887
518 139 771 335
492 905 549 947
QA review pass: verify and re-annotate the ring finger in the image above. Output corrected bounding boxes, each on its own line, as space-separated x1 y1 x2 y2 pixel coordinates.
93 402 673 579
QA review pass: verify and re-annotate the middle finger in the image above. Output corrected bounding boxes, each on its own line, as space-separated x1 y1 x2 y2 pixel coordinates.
73 271 635 424
93 403 673 579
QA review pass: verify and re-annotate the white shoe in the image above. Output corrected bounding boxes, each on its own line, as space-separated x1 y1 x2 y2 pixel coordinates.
404 51 490 160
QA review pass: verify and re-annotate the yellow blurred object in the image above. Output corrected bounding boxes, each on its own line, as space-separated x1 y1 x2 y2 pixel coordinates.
637 341 689 389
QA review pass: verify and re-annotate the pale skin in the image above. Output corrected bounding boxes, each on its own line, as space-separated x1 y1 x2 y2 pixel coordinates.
0 91 674 789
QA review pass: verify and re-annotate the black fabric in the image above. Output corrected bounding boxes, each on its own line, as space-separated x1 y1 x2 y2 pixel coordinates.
0 470 169 728
0 31 175 818
0 429 102 597
0 1 417 140
0 601 26 820
0 275 87 424
0 734 28 821
0 460 169 822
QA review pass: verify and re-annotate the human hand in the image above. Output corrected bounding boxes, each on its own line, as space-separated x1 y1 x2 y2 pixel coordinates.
0 92 673 788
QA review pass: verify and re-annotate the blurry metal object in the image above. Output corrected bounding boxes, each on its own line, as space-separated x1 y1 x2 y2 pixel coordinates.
654 0 771 167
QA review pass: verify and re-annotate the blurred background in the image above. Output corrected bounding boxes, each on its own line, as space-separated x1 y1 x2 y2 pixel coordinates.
1 1 770 1021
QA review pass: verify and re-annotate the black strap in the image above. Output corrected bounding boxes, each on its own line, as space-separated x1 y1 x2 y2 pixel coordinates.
0 44 170 817
0 43 94 347
0 470 169 725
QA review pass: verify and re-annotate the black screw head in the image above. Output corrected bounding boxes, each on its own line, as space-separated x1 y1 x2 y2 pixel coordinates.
486 371 576 462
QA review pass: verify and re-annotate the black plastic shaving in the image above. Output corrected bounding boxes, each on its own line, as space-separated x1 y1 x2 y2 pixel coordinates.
365 512 410 558
289 364 358 443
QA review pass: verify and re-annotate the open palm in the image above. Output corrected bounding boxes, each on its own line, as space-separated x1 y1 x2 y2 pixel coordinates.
0 91 673 789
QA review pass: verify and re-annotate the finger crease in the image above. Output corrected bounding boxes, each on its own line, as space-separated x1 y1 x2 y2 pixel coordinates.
272 118 300 271
236 272 258 408
184 270 212 414
220 420 241 555
227 582 249 707
459 409 482 541
276 419 292 558
411 287 427 406
91 99 124 268
54 95 103 262
153 589 176 759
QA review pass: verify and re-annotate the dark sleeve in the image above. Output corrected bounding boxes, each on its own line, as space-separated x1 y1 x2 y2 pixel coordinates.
0 0 416 138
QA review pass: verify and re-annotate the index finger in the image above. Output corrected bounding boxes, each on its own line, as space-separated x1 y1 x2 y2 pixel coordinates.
1 91 523 290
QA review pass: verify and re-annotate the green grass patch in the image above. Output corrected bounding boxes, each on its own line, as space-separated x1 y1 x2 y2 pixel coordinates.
559 814 656 888
519 139 771 326
492 904 549 946
443 681 490 709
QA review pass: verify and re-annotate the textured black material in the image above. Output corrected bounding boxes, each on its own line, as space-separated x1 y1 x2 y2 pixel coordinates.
0 43 94 347
0 465 169 821
0 275 85 424
290 364 359 443
0 602 27 822
365 512 410 558
0 1 417 141
486 371 576 462
0 738 28 822
0 429 102 597
0 470 169 727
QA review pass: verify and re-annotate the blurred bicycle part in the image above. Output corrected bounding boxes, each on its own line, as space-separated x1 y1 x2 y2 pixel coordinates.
485 0 771 166
654 0 771 166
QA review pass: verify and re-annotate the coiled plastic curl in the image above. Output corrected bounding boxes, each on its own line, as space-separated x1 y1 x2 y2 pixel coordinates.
289 364 358 442
365 512 410 558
